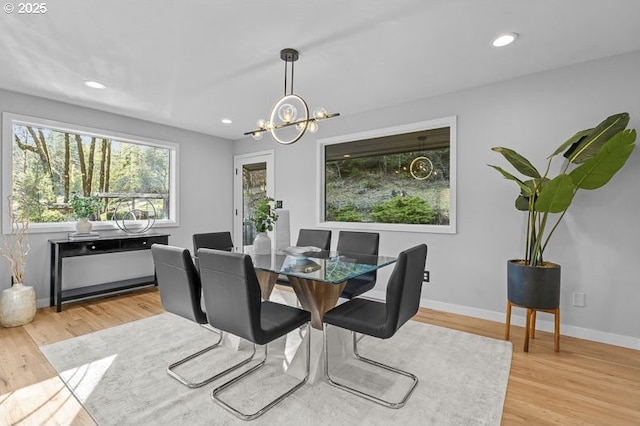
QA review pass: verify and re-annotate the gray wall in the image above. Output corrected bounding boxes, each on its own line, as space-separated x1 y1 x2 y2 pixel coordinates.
233 51 640 347
0 89 234 307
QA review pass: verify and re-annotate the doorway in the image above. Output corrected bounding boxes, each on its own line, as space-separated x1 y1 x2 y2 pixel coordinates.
233 150 275 248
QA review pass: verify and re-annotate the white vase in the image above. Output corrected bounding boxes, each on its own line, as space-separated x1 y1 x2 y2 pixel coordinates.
0 282 36 328
76 218 92 234
253 232 272 255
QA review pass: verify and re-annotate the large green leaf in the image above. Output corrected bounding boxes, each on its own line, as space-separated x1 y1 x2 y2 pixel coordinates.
534 174 576 213
569 129 636 190
488 165 533 196
491 147 541 178
563 112 630 163
515 195 530 211
550 128 591 158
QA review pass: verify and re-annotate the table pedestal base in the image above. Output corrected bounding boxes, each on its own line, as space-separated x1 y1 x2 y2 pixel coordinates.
283 324 352 384
289 277 346 329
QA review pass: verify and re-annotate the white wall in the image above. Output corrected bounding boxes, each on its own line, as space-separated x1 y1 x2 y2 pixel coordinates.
0 89 234 307
233 51 640 347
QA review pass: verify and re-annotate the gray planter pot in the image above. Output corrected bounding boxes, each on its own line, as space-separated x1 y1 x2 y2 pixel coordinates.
507 260 561 309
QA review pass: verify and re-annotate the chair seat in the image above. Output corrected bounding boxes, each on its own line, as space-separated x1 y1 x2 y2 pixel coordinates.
258 301 310 345
323 298 392 339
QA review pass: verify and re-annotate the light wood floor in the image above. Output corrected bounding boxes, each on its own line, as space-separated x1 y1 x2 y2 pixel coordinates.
1 288 639 425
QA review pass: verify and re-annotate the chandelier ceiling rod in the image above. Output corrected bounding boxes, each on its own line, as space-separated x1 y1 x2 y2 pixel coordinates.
281 48 298 96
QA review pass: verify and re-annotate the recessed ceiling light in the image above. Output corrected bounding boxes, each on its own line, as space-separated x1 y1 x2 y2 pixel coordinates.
84 80 106 89
492 33 518 47
343 154 351 158
221 118 233 124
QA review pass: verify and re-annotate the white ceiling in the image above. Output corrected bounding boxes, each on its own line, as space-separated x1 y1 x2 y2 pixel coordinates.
1 0 640 141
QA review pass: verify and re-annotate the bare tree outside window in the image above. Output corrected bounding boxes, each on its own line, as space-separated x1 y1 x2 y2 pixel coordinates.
6 116 174 227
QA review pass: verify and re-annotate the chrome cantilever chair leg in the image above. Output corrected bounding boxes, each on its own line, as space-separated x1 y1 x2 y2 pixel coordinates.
323 324 419 409
167 325 256 388
211 323 311 421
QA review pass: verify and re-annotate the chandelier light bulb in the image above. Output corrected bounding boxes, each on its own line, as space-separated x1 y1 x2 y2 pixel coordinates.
313 107 327 120
278 103 297 123
308 120 318 133
265 121 275 131
251 131 263 140
296 122 307 131
257 119 266 129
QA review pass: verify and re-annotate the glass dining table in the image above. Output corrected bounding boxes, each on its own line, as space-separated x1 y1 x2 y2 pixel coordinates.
245 248 397 383
249 249 397 329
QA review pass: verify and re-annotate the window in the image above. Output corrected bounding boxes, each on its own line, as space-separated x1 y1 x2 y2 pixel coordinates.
2 113 178 233
317 116 456 234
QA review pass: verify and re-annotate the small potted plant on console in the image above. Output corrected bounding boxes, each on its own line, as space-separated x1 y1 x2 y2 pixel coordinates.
70 194 103 235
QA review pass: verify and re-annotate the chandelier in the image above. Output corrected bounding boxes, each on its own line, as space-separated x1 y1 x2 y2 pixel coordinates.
245 48 340 145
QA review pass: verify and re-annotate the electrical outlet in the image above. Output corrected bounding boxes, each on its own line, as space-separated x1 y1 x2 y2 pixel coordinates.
423 270 430 283
572 292 586 307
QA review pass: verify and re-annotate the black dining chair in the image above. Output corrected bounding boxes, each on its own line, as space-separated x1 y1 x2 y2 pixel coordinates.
323 243 428 408
193 231 234 253
296 228 332 250
197 248 311 421
336 231 380 299
151 244 254 388
276 229 332 287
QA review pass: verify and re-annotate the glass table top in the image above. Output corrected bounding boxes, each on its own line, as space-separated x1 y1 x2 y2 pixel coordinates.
247 249 397 284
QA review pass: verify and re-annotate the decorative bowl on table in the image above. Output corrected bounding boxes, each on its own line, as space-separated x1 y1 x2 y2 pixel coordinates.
282 246 322 259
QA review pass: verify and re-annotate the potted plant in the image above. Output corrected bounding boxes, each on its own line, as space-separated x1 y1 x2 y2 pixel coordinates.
0 196 36 327
489 113 636 319
70 194 103 234
250 196 278 254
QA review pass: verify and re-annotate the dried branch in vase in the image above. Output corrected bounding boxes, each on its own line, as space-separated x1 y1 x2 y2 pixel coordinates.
0 196 30 285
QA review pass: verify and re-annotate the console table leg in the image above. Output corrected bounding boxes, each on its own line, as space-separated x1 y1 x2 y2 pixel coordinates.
56 254 63 312
50 243 56 307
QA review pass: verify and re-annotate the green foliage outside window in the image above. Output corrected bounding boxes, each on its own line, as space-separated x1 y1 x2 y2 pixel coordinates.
39 210 66 223
327 203 364 222
371 196 435 224
325 149 450 225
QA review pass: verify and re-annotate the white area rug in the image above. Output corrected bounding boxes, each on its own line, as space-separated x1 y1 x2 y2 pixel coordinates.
40 293 512 425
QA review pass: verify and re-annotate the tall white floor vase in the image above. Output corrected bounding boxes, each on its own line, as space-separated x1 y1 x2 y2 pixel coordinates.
0 283 36 327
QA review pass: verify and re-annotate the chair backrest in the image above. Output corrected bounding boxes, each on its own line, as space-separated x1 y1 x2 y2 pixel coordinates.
337 231 380 282
197 248 262 342
336 231 379 256
296 229 332 250
151 244 206 324
385 244 428 333
193 232 234 253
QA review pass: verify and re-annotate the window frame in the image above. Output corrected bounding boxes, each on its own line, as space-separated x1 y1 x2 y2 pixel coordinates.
2 112 179 234
316 116 457 234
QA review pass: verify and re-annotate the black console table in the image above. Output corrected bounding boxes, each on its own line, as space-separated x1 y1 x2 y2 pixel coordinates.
49 233 169 312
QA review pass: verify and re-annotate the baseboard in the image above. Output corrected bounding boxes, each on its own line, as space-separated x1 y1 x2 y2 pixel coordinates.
364 290 639 350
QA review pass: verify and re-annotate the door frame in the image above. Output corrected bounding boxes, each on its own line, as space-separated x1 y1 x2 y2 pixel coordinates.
233 150 275 248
